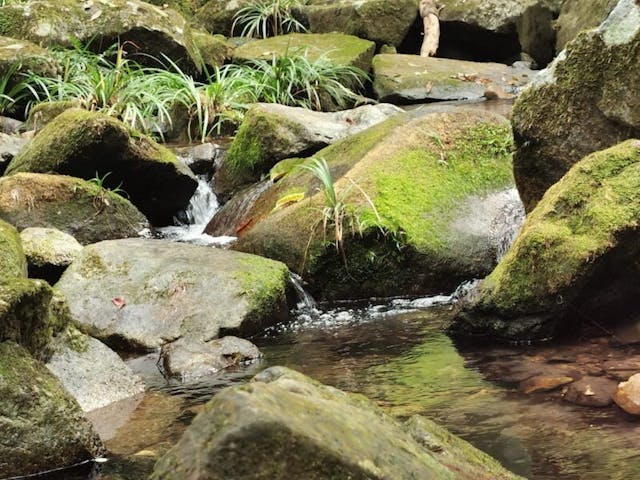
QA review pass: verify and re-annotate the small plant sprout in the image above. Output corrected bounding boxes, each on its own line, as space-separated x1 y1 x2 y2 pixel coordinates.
88 171 128 212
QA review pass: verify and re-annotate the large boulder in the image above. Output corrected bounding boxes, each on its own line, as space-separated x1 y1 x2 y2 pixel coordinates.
0 0 202 72
5 109 197 225
372 54 533 104
56 238 290 351
216 102 403 196
0 341 103 478
451 140 640 342
302 0 419 47
46 328 145 412
555 0 618 51
232 32 375 72
0 173 148 244
220 109 520 300
0 218 26 279
151 366 523 479
511 0 640 211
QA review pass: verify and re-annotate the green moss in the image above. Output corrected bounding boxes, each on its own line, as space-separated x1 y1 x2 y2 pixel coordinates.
233 255 288 322
192 30 231 68
0 218 27 280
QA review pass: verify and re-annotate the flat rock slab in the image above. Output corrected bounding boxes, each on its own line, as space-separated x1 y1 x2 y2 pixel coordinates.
372 54 533 103
46 331 145 412
56 239 289 351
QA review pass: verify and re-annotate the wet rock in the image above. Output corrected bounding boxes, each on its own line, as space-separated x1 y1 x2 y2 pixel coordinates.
0 133 29 175
451 140 640 342
172 142 221 175
0 173 148 244
0 341 103 478
372 54 533 104
0 218 26 279
46 328 145 412
603 358 640 381
232 32 375 72
612 373 640 415
151 366 523 480
160 336 262 379
511 0 640 211
216 103 403 195
56 238 289 351
232 109 518 300
5 109 197 225
555 0 618 51
0 0 202 73
20 227 83 282
563 376 617 407
519 375 575 394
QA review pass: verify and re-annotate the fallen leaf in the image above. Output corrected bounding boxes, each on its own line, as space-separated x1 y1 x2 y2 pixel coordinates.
112 297 126 309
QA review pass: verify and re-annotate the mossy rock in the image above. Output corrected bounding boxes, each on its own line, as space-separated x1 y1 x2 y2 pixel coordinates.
511 0 640 211
302 0 418 47
216 102 402 196
145 0 208 17
194 0 251 36
5 109 197 225
0 341 103 478
55 238 290 351
232 32 375 72
20 227 83 268
372 54 533 103
555 0 618 52
0 277 68 359
0 0 202 73
192 29 232 69
25 100 80 132
0 35 56 78
451 140 640 342
0 218 26 279
0 173 148 244
232 109 518 300
151 366 523 480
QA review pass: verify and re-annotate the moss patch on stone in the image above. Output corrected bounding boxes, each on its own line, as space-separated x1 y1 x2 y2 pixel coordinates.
0 218 26 279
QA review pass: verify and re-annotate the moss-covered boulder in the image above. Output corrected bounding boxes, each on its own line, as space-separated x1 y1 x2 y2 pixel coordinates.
55 238 289 351
0 173 148 244
193 29 232 69
0 341 103 478
0 0 202 72
0 35 56 79
194 0 249 36
451 140 640 342
372 54 533 103
511 0 640 211
25 100 80 132
151 366 523 480
302 0 418 47
555 0 618 52
0 218 26 279
5 109 197 225
216 102 402 196
0 278 68 359
232 32 375 72
224 109 519 300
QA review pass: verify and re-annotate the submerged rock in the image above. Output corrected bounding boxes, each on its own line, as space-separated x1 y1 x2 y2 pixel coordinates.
216 103 403 196
372 54 533 103
160 336 262 380
0 341 103 477
563 376 617 407
151 366 523 479
451 140 640 341
0 0 202 72
46 328 145 412
0 173 148 244
612 373 640 415
56 238 289 351
511 0 640 211
0 218 26 279
5 109 197 225
229 109 518 300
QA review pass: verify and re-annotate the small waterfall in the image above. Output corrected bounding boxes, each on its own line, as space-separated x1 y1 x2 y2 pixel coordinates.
154 175 236 247
289 272 317 312
490 188 526 261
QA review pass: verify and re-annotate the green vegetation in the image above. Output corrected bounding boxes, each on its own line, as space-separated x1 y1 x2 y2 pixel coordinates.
232 0 306 38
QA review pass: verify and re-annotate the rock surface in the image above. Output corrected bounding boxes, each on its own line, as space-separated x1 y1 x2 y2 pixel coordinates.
151 366 523 480
0 173 148 244
217 102 403 195
0 0 202 72
372 54 533 103
0 133 29 175
160 336 262 379
612 373 640 414
563 376 617 407
20 227 83 268
555 0 618 51
228 109 518 300
56 238 289 351
46 329 145 412
451 140 640 341
0 341 103 477
511 0 640 211
0 218 26 279
5 109 197 225
0 35 57 78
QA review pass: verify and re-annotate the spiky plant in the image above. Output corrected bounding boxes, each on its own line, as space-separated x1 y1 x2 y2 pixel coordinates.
232 0 306 39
